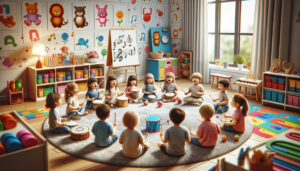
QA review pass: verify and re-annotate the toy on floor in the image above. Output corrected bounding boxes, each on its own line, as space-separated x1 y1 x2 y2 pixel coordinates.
157 101 163 107
221 135 227 142
182 72 204 105
286 132 300 142
1 132 23 153
119 111 150 158
86 78 104 109
247 150 273 171
146 115 161 133
71 125 90 141
105 76 124 107
237 147 249 165
125 75 142 103
210 80 229 114
117 96 128 107
161 72 179 102
142 73 157 105
17 130 38 148
177 98 182 104
0 113 17 130
234 135 240 141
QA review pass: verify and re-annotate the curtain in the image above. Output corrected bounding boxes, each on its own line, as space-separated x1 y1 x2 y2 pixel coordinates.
251 0 292 79
183 0 209 83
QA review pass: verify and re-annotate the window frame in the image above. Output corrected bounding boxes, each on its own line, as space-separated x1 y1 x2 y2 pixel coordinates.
208 0 254 67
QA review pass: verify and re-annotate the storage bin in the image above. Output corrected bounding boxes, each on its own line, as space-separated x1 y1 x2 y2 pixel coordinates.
266 81 272 88
37 87 43 97
43 87 52 97
287 95 293 105
17 130 38 148
49 71 54 78
297 80 300 93
271 91 277 102
57 85 67 94
277 92 284 103
292 96 299 106
278 83 285 90
264 90 271 100
272 82 278 89
1 132 23 153
278 78 285 84
298 96 300 107
49 78 54 83
264 75 271 82
270 77 278 83
289 79 296 92
165 60 173 67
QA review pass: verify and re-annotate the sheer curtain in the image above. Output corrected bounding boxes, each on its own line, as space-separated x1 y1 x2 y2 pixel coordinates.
183 0 209 83
251 0 292 79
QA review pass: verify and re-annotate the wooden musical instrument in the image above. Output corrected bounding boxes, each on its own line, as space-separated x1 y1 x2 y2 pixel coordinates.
233 76 262 101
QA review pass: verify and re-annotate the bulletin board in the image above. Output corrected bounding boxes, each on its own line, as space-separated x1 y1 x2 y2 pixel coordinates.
150 27 171 53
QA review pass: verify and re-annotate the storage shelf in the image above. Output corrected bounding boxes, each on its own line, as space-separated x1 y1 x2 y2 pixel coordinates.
56 80 74 84
286 91 300 96
284 104 300 110
95 76 105 78
75 78 89 81
263 87 285 93
262 99 284 106
37 83 55 86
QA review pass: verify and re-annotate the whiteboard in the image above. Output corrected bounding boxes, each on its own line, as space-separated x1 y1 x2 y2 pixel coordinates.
110 29 139 67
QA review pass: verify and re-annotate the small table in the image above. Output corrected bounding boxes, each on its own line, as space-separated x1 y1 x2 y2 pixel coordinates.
210 73 232 90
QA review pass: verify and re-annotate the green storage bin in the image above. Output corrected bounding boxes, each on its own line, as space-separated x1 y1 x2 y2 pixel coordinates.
43 87 52 97
172 59 178 66
159 60 165 68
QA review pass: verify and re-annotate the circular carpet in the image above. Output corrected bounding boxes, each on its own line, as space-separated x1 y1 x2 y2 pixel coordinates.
42 92 252 167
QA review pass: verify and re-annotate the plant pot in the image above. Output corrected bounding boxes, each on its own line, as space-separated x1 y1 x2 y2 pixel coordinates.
238 64 244 70
87 58 98 63
223 62 228 68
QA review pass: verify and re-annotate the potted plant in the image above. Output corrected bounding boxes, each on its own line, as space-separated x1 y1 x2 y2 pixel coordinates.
87 50 99 63
234 54 245 70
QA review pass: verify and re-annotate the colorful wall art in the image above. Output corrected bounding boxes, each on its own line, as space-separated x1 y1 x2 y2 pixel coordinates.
0 2 18 30
95 4 113 29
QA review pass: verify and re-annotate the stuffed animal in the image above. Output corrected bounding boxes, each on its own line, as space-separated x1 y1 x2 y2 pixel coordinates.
281 61 294 74
269 58 281 72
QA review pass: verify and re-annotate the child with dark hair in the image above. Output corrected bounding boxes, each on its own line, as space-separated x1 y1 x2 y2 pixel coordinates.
86 78 103 109
211 79 229 113
157 107 191 156
190 103 220 147
46 93 70 134
105 76 123 106
65 83 88 119
142 73 157 105
125 75 142 103
219 94 249 133
92 104 118 147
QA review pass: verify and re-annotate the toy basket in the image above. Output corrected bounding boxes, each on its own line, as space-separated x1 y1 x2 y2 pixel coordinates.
150 52 164 59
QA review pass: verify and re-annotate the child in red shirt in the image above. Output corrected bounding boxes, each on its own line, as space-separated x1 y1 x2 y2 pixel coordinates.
190 103 220 147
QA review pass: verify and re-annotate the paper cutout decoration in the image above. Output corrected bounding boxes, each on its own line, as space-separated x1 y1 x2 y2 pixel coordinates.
128 6 139 26
0 52 22 69
171 11 181 23
137 30 147 43
22 2 42 27
142 0 152 3
45 31 74 53
0 2 17 30
142 7 153 23
73 4 91 30
95 4 113 29
0 33 22 50
155 6 164 19
131 0 137 5
171 26 182 38
171 39 181 56
156 0 164 4
48 2 70 30
23 29 42 43
95 30 109 47
114 5 128 27
74 31 93 50
171 0 184 11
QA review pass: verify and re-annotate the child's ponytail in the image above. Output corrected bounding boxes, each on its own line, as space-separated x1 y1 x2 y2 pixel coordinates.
233 94 249 116
64 83 77 102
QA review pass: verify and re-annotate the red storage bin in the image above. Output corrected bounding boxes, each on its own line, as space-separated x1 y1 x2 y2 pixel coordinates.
266 81 272 88
278 83 285 90
265 76 271 81
272 82 278 89
292 96 299 106
287 95 293 105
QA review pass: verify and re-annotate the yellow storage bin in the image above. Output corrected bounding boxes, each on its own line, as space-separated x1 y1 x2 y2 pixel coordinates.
37 87 43 97
159 68 165 79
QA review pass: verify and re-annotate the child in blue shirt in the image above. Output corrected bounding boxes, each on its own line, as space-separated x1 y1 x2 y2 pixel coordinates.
92 104 118 147
86 78 103 109
142 73 157 105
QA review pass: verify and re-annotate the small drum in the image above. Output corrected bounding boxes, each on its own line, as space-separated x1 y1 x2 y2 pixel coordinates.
165 93 175 99
71 125 90 141
131 87 139 99
148 95 156 103
117 96 128 107
146 115 161 133
93 100 103 110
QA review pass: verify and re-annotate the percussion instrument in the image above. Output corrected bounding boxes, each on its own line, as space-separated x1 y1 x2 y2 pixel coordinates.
66 121 78 127
131 87 139 99
117 96 128 107
146 115 161 133
0 113 17 130
71 125 90 141
92 100 103 110
1 132 23 152
148 95 156 103
17 130 38 148
165 93 175 99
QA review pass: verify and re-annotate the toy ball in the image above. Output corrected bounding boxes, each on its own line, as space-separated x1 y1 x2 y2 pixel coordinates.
234 135 240 141
157 101 163 108
177 98 182 104
9 81 16 92
15 80 22 90
216 116 219 118
221 135 227 142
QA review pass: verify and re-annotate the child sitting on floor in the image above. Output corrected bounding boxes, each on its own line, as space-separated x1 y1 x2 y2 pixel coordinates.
46 93 70 134
183 72 205 105
92 104 118 147
119 110 150 158
157 107 191 156
161 72 179 102
105 76 123 107
65 83 88 119
189 103 220 147
219 94 249 133
211 80 229 113
86 78 103 109
142 73 157 105
125 75 142 103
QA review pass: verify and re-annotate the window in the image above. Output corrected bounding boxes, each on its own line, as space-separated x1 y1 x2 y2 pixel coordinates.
208 0 255 66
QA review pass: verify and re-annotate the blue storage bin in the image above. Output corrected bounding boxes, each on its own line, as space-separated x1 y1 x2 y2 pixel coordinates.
289 87 295 92
277 92 284 103
270 77 278 83
277 78 285 84
264 90 271 100
271 91 277 102
1 132 23 153
297 88 300 93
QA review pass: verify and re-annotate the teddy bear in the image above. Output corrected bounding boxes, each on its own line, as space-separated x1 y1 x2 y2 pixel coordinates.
24 3 41 26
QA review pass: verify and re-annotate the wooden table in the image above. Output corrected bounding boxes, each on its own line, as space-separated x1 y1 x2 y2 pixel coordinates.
210 73 232 90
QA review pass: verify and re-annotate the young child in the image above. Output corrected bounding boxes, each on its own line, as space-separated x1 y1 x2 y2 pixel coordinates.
183 72 205 105
125 75 142 103
92 104 118 147
157 107 191 156
220 94 249 133
161 72 179 102
189 103 220 147
86 78 102 109
105 76 123 106
142 73 157 105
119 110 150 158
65 83 88 119
46 93 70 134
211 80 229 113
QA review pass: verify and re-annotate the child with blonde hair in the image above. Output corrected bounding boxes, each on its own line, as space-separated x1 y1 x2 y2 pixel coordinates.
157 107 191 156
183 72 205 105
219 94 249 133
46 93 70 134
161 72 179 102
65 83 88 119
142 73 157 105
119 111 150 158
190 103 220 147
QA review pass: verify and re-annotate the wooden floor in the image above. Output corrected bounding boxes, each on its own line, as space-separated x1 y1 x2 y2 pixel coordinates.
1 79 299 171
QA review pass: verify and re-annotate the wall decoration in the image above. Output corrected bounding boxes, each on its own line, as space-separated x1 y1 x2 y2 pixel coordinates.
74 31 93 50
0 52 22 69
73 4 91 29
0 2 17 30
128 6 139 26
156 0 164 4
95 30 109 47
131 0 137 5
121 0 131 2
171 0 184 11
150 27 171 53
142 0 152 3
114 5 128 27
170 11 181 23
47 2 70 30
95 4 113 29
23 29 43 43
0 33 22 50
155 6 164 19
22 2 42 28
171 26 182 38
137 30 147 43
171 38 181 57
142 7 153 23
144 45 150 55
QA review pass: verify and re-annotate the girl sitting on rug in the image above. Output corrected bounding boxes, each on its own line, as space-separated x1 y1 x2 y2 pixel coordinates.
219 94 249 133
189 103 220 147
142 73 157 106
161 72 179 102
92 104 118 147
46 93 70 134
65 83 88 119
86 78 103 109
105 76 123 107
125 75 142 103
119 110 150 158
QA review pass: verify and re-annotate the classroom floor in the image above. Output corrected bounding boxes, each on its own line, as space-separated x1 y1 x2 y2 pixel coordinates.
0 79 299 171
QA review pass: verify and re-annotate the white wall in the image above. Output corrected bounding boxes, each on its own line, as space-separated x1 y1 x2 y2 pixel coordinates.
289 0 300 72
